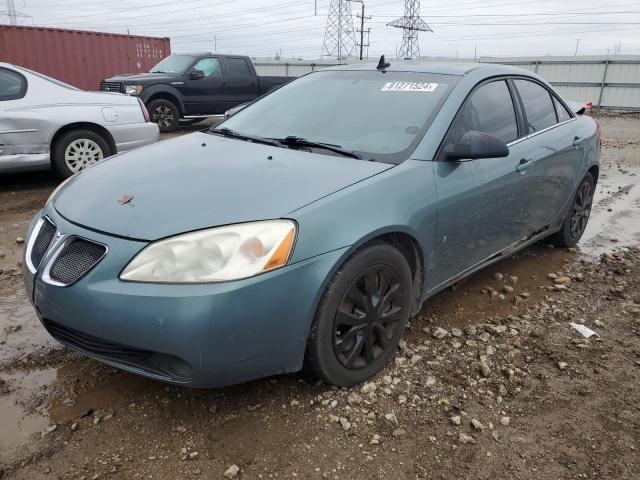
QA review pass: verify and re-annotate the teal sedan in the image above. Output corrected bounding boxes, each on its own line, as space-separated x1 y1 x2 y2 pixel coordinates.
23 60 600 387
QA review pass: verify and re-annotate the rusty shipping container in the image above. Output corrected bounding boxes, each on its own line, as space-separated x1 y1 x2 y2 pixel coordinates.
0 25 170 91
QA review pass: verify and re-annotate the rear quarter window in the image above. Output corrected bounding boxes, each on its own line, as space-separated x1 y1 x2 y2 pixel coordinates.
0 68 27 100
514 79 557 133
225 58 252 77
554 97 573 123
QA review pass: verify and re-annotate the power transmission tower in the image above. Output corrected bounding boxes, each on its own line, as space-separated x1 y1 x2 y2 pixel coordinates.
321 0 357 61
387 0 432 60
1 0 29 25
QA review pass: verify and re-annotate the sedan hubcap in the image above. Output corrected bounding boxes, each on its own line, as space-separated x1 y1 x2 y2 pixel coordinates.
153 106 174 127
64 139 104 173
570 181 593 238
333 265 405 370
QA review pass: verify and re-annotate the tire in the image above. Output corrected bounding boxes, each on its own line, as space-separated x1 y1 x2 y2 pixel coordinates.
52 129 111 179
548 172 596 248
305 243 413 387
148 99 180 133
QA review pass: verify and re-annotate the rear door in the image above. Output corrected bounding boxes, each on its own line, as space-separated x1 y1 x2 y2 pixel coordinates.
0 67 36 161
511 79 582 229
221 57 260 108
181 57 225 114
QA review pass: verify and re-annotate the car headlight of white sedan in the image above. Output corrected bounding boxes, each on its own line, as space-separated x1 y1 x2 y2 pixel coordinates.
120 220 296 283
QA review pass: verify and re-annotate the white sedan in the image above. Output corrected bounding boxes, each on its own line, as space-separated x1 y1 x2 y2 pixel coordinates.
0 62 159 178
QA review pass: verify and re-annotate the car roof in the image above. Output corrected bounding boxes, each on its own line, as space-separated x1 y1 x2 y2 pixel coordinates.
321 61 533 77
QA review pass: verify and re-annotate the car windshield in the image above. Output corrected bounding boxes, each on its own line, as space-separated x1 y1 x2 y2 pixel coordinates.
217 70 458 164
150 55 195 73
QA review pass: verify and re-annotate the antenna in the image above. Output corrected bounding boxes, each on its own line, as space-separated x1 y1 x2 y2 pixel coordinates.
387 0 433 60
321 0 357 61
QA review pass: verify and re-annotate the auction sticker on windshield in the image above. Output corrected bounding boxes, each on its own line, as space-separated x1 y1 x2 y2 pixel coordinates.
381 82 440 92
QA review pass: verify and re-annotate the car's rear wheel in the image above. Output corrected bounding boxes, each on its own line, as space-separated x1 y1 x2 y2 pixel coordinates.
548 172 595 248
305 243 413 386
148 99 180 133
52 129 111 179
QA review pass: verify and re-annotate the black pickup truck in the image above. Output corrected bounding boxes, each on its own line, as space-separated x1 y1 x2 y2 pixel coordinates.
100 53 292 132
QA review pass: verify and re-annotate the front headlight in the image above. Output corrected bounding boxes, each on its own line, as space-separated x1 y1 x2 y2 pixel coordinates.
120 220 297 283
125 84 143 95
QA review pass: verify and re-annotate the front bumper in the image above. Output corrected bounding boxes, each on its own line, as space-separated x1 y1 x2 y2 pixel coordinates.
23 207 346 387
108 122 160 153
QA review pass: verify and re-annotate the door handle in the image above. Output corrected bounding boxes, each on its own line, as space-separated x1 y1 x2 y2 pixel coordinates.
221 81 228 86
516 158 533 173
573 136 585 147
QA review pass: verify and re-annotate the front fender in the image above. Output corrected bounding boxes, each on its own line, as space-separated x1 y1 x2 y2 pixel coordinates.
139 84 185 113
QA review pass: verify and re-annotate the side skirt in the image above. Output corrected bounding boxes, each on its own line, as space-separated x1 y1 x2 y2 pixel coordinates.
420 222 562 305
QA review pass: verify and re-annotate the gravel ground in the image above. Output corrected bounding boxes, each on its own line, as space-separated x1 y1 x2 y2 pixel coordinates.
0 115 638 479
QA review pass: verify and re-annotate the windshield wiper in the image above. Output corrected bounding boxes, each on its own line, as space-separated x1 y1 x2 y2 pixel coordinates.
271 136 363 159
208 128 284 148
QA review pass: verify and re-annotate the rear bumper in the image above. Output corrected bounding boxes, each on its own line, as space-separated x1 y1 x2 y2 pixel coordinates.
23 207 345 388
108 122 160 153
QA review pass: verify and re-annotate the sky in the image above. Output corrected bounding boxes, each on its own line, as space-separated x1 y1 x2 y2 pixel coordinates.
4 0 640 60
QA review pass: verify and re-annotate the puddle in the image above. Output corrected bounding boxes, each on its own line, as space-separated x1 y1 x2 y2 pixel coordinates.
415 243 572 332
0 368 57 464
580 162 640 256
0 288 58 365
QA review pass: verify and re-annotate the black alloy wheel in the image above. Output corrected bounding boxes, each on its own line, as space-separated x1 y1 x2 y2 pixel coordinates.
333 265 405 369
305 242 413 386
569 180 594 239
548 172 596 248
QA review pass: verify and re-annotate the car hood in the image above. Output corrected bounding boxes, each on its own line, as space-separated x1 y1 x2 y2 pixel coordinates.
105 73 177 83
53 132 393 241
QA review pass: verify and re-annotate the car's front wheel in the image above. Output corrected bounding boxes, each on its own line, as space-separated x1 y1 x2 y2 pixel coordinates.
305 243 413 386
548 172 595 247
148 99 180 133
52 129 111 179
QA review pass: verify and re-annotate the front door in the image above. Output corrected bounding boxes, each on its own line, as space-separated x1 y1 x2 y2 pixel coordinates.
181 57 225 115
434 79 527 278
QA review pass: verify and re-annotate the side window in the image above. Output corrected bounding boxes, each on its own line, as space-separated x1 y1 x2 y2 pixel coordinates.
554 97 573 123
0 68 27 101
225 58 252 77
192 58 221 77
447 80 518 146
514 79 557 133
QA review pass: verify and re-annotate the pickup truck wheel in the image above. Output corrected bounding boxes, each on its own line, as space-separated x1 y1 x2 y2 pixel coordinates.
305 243 412 387
148 99 180 133
52 129 111 179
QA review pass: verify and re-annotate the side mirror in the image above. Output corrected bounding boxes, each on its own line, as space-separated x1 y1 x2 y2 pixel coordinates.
444 131 509 161
224 103 249 119
189 69 205 80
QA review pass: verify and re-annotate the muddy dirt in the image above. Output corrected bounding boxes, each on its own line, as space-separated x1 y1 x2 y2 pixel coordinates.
0 116 638 479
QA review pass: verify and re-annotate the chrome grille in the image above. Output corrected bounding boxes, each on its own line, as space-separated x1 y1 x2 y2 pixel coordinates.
30 218 56 271
48 239 106 285
99 81 123 93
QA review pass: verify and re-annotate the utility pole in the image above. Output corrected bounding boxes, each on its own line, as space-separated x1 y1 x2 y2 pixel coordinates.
214 35 217 53
574 38 581 56
348 0 370 61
